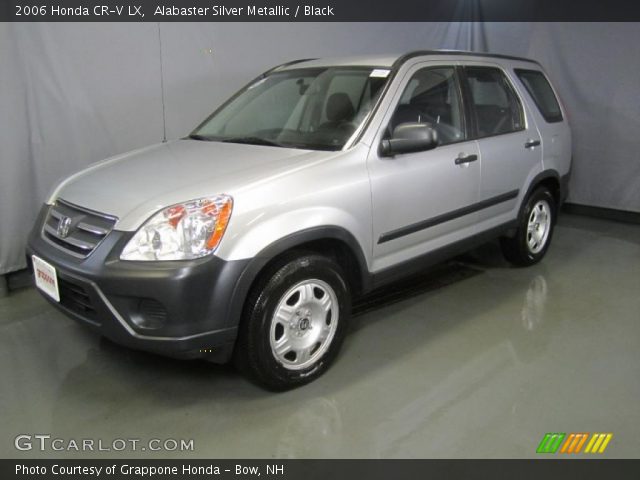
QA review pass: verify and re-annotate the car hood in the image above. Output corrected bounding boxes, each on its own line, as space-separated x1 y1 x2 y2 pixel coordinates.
51 139 329 231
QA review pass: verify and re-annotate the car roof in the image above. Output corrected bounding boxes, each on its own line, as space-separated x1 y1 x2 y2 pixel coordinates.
276 50 539 71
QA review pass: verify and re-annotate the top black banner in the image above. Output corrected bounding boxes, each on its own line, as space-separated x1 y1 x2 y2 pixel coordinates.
4 0 640 22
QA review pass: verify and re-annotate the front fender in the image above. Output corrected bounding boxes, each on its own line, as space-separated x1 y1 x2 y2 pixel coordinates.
218 206 372 265
217 220 371 330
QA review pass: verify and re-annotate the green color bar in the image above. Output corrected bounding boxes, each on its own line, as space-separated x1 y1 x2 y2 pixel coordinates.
537 433 566 453
536 433 553 453
550 433 566 453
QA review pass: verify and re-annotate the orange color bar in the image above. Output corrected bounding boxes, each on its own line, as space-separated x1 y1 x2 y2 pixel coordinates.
573 433 589 453
560 434 576 453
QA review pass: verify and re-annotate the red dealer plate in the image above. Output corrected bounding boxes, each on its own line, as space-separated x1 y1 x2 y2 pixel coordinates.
32 255 60 302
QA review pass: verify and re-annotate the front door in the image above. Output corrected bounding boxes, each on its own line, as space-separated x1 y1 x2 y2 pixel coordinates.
367 63 481 272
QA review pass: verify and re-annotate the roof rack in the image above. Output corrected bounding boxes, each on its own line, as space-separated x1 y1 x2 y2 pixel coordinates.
394 50 540 67
266 58 318 75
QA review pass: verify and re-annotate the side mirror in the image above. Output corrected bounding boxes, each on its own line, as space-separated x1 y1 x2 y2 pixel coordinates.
380 122 439 157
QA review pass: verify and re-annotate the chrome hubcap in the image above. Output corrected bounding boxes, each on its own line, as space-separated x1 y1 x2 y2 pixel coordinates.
270 279 339 370
527 200 551 254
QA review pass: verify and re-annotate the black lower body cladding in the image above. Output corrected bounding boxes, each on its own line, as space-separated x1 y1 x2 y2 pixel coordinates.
26 205 249 362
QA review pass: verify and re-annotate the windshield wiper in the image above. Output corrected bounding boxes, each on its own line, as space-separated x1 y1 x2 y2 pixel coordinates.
187 133 214 141
220 136 285 148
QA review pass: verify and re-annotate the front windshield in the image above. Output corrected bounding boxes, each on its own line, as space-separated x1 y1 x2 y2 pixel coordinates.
190 67 389 151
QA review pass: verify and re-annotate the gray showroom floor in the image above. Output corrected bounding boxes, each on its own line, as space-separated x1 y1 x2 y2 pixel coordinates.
1 214 638 459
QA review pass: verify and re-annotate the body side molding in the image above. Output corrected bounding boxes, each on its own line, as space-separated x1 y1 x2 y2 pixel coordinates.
379 189 519 244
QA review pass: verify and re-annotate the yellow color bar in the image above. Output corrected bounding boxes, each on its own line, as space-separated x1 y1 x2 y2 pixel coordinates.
585 433 613 453
584 434 598 453
598 434 613 453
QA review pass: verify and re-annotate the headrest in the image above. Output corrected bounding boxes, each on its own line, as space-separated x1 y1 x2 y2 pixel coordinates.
326 93 355 123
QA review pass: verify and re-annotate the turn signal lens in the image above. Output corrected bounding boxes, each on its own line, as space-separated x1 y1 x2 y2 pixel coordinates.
205 199 233 250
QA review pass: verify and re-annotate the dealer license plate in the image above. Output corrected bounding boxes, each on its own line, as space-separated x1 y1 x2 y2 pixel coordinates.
32 255 60 302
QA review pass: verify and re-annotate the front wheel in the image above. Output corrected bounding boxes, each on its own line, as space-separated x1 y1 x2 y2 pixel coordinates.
235 253 350 390
500 187 556 267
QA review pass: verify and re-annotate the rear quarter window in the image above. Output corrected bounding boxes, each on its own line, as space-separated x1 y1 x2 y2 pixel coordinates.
515 69 563 123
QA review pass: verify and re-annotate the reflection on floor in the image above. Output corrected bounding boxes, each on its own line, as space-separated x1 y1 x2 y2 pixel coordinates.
1 214 638 458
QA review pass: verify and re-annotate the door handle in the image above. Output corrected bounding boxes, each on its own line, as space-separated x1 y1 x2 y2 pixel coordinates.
455 154 478 165
525 139 541 148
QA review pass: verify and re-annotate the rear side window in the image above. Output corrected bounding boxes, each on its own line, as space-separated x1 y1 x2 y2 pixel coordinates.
464 67 525 138
515 69 563 123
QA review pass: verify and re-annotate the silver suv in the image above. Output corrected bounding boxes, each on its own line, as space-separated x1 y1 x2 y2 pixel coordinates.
27 51 571 389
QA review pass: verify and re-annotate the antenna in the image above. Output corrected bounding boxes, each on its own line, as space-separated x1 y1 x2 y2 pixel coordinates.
157 23 167 143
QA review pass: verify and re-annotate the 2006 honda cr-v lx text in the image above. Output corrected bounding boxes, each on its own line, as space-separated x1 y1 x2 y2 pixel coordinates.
27 50 571 389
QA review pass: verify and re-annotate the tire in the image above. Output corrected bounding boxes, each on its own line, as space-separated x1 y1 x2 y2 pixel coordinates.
234 253 351 390
500 187 556 267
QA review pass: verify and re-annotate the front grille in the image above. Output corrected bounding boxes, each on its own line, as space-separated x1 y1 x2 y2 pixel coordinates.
42 199 117 258
58 277 98 321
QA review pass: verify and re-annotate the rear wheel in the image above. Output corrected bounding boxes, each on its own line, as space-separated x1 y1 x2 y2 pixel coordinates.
235 253 350 390
501 187 556 266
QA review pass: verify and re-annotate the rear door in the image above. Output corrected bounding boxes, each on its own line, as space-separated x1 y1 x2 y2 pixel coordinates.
461 64 543 230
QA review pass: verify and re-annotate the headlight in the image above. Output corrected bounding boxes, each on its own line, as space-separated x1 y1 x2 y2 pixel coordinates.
120 195 233 261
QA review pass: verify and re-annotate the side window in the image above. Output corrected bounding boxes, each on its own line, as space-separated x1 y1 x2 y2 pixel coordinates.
389 66 465 145
515 69 563 123
464 67 525 137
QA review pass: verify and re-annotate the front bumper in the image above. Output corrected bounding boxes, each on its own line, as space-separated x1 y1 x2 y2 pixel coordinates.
26 205 249 362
